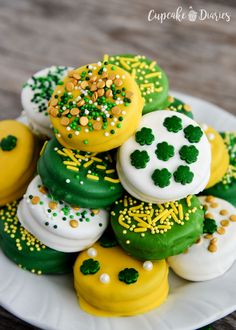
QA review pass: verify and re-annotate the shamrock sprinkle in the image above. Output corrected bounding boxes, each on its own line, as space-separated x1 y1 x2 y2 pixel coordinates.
179 145 199 164
0 135 17 151
184 125 203 143
174 165 194 185
155 141 174 161
151 168 172 188
118 268 139 284
163 115 182 133
203 218 217 235
135 127 155 146
130 150 150 169
80 258 100 275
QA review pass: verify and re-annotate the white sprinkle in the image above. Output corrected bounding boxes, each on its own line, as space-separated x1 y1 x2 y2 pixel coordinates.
88 170 92 174
201 123 208 131
104 132 109 137
207 133 215 141
111 122 115 126
54 147 58 151
116 75 120 79
85 109 90 115
97 61 102 67
57 134 61 138
66 127 71 131
122 75 126 79
84 128 89 133
122 111 126 115
66 179 70 184
100 273 110 284
80 181 84 185
75 131 80 136
143 261 153 271
87 247 97 257
88 65 93 69
103 68 107 72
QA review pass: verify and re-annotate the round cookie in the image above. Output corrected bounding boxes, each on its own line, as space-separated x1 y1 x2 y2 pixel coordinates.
74 242 169 316
17 176 109 253
0 201 76 274
107 54 169 114
0 120 40 206
203 132 236 207
166 96 193 118
201 125 229 189
37 138 123 209
21 66 72 138
117 110 211 203
111 194 204 260
168 196 236 281
48 61 144 152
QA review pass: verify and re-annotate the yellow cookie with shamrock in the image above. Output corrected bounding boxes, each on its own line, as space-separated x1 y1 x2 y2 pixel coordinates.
0 120 40 206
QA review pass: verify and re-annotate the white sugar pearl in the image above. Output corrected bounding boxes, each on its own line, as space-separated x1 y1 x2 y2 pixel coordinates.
201 123 208 131
87 248 97 257
207 133 215 140
100 273 110 284
143 261 153 271
66 179 70 184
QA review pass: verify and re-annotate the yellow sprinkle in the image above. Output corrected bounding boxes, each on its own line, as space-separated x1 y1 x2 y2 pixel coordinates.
149 61 156 69
155 87 164 92
91 156 103 162
171 212 180 223
178 204 184 220
158 204 164 211
106 169 115 174
103 54 109 62
120 58 131 70
131 62 141 68
134 227 147 233
140 62 146 68
131 69 136 78
83 160 94 168
104 177 120 183
183 104 192 112
121 57 138 62
40 141 48 156
160 209 174 222
63 149 79 163
145 72 162 79
124 198 128 207
96 165 106 170
87 174 99 181
57 150 68 157
157 225 171 229
187 195 192 207
129 204 143 211
170 203 178 214
141 83 153 88
67 166 79 172
118 215 130 229
63 161 79 166
133 216 150 228
75 154 86 160
152 210 169 224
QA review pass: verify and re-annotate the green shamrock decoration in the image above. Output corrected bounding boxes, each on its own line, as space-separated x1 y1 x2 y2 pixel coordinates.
184 125 203 143
155 141 175 161
151 168 172 188
118 268 139 284
0 135 17 151
163 115 183 133
203 218 217 235
135 127 155 146
179 145 199 164
174 165 194 185
130 150 150 169
80 258 100 275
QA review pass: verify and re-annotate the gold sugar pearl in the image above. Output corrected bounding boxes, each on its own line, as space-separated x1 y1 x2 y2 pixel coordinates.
39 186 48 194
217 226 225 235
205 196 215 203
48 202 58 210
183 104 191 112
208 244 217 253
205 213 214 219
220 220 229 227
230 215 236 222
219 209 228 216
91 209 100 215
204 234 213 239
70 220 78 228
210 203 218 208
31 196 40 205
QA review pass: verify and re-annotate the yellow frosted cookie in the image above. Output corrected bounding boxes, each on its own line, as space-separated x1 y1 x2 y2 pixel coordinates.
49 62 144 152
203 125 229 189
74 242 169 317
0 120 40 206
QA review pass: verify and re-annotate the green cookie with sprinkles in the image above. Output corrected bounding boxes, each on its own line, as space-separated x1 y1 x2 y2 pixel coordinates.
107 54 169 114
203 132 236 206
37 138 123 209
0 201 77 274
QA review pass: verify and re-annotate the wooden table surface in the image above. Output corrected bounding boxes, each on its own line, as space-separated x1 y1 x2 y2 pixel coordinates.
0 0 235 329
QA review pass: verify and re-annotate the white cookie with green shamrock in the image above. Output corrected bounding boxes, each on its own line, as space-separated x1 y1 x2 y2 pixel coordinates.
117 110 211 203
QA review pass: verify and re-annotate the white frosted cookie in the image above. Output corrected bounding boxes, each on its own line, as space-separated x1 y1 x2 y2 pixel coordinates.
168 196 236 281
117 110 211 203
17 176 108 252
21 66 73 137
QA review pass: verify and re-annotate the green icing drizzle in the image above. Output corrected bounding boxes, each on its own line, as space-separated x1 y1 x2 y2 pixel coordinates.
155 141 174 161
179 145 199 164
80 258 100 275
203 218 217 234
151 168 171 188
130 150 150 169
174 165 194 185
0 135 17 151
118 268 139 284
184 125 203 143
135 127 155 146
163 115 182 133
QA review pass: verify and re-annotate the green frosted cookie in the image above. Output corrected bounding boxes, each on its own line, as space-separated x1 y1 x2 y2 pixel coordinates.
0 201 77 274
203 132 236 206
167 96 194 118
107 54 169 114
111 194 204 260
37 138 123 209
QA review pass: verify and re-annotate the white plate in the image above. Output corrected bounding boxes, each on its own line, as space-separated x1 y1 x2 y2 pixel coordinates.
1 92 236 330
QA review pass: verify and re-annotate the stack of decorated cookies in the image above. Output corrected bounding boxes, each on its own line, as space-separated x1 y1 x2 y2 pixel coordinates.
1 54 236 317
